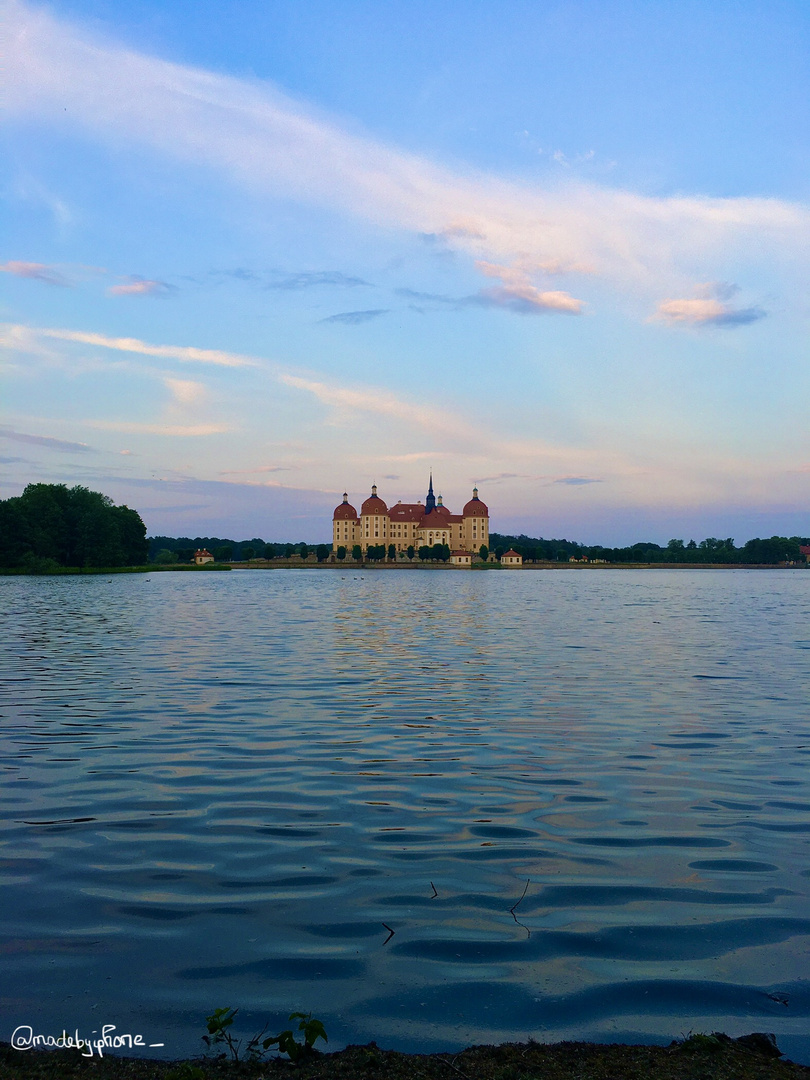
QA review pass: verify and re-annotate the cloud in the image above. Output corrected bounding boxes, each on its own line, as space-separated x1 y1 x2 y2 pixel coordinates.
164 377 207 405
476 472 523 483
267 271 370 290
219 465 291 476
553 476 603 485
0 425 95 452
0 260 69 286
472 260 584 314
474 284 583 315
653 297 766 327
7 0 808 312
319 309 389 325
22 326 260 367
107 276 174 297
86 420 229 436
397 280 582 315
277 372 474 441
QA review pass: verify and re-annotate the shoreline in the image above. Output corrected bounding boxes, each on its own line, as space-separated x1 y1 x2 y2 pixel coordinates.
3 560 806 576
2 1033 808 1079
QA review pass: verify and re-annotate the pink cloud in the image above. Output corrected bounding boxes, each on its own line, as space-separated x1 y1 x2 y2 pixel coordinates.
107 277 173 297
474 261 584 314
0 260 69 285
654 296 765 327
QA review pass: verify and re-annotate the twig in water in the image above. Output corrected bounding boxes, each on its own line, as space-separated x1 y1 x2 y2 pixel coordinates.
430 881 438 898
510 877 531 938
382 922 395 944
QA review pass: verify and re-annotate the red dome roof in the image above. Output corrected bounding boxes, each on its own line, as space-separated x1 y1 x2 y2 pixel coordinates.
333 492 358 520
360 485 388 515
463 496 488 516
361 496 388 514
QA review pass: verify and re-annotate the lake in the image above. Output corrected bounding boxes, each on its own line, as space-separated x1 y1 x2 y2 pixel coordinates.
1 568 809 1062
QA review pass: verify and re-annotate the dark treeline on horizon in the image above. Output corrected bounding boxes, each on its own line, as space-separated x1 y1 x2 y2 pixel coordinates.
0 484 148 569
489 532 809 565
148 535 332 563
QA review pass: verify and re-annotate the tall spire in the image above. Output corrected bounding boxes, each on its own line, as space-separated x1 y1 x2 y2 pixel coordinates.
425 471 436 513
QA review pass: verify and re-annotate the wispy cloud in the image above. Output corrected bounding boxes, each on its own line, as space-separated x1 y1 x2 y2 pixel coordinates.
107 276 175 297
86 420 229 436
164 377 207 406
653 297 766 328
474 285 583 315
277 372 474 442
267 271 370 290
553 476 603 486
319 309 388 325
7 0 808 314
472 260 585 314
219 465 291 476
20 326 260 368
0 260 70 286
0 425 95 452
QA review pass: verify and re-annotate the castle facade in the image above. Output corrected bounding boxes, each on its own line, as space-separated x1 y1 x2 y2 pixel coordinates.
332 476 489 556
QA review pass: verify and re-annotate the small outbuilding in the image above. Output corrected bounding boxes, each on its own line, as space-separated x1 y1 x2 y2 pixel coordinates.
450 550 472 567
193 548 214 565
500 549 523 567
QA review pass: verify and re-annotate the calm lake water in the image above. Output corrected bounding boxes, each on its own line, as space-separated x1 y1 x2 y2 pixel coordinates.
2 568 809 1062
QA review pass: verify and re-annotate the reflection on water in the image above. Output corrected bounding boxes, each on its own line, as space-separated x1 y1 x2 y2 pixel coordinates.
1 569 809 1062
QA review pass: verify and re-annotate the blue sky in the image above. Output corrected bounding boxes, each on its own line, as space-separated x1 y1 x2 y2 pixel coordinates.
3 0 809 544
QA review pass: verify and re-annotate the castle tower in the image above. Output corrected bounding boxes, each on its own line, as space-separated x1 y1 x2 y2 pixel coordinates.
425 472 436 514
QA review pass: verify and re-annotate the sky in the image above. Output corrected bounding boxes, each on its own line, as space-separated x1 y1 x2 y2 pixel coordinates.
2 0 809 545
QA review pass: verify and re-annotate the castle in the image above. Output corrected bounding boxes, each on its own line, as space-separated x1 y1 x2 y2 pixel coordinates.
332 476 489 556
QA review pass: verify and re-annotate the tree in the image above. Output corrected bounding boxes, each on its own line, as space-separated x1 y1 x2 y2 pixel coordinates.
336 545 346 561
387 544 396 561
418 545 431 561
214 545 233 562
0 484 148 568
242 546 256 561
479 545 488 561
263 543 277 560
284 544 295 558
153 548 179 564
298 542 309 561
406 545 415 561
352 544 363 562
177 548 194 563
432 543 450 562
316 544 331 563
742 536 800 564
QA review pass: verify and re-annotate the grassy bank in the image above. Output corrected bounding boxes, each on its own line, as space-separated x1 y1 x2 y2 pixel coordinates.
2 1034 808 1080
0 564 231 576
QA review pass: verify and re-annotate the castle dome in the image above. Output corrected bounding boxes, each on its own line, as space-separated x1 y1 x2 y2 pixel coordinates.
333 493 358 521
463 486 488 517
360 483 388 515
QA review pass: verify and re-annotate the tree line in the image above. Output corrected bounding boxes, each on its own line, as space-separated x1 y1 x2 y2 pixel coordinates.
0 484 148 570
148 535 332 564
489 532 809 565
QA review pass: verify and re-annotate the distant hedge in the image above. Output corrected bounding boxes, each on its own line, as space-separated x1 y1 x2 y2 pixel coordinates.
0 484 148 570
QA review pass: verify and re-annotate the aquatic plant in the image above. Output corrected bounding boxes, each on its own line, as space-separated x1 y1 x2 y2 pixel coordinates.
202 1007 327 1063
262 1012 328 1062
